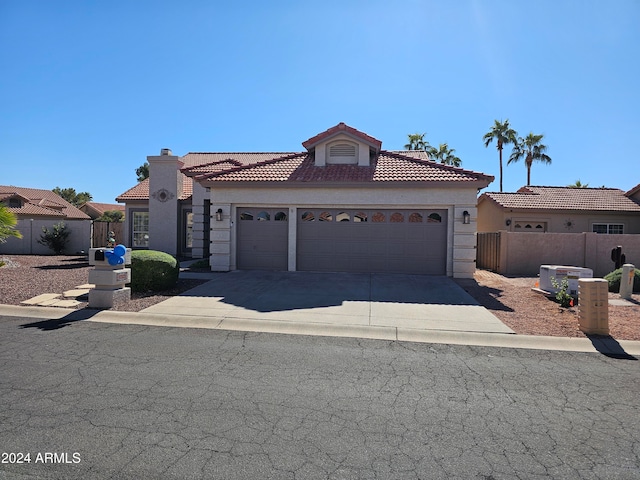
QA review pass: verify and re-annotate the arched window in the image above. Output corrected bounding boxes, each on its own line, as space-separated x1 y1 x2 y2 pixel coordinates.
390 212 404 223
354 212 367 222
336 212 350 222
409 212 423 223
240 211 254 221
319 211 333 222
274 211 287 221
301 211 314 221
372 212 385 223
257 211 270 221
427 213 442 223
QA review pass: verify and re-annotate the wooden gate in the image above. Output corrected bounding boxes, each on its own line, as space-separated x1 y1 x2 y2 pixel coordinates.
92 221 124 247
476 232 501 272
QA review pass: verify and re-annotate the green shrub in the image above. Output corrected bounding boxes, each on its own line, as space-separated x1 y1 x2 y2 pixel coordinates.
130 250 179 292
604 268 640 293
38 222 71 254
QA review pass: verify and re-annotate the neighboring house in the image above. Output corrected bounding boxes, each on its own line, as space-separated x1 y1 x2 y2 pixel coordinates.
79 202 125 220
476 185 640 276
0 185 91 254
478 186 640 234
116 123 494 278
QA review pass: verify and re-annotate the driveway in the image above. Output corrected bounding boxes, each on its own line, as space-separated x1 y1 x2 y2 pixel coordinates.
139 271 514 336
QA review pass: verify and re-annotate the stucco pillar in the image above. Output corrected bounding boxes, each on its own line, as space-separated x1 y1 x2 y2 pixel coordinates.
210 203 232 271
452 206 477 278
148 149 183 256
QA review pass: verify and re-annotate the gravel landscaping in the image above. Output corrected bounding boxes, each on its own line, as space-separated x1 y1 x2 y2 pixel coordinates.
1 254 639 340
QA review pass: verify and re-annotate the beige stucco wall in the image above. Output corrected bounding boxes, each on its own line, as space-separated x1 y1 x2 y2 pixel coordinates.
478 200 640 234
488 231 640 277
0 218 90 255
207 184 479 278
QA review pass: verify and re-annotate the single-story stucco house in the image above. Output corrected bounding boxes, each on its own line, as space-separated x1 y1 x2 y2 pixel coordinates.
116 123 494 278
0 185 91 254
478 185 640 234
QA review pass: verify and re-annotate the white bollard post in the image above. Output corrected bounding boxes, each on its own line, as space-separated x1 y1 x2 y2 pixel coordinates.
620 264 635 300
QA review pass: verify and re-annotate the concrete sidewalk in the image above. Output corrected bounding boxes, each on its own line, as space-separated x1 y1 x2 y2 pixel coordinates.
1 270 639 356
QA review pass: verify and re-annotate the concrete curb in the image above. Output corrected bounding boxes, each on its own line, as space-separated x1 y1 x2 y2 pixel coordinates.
2 303 639 356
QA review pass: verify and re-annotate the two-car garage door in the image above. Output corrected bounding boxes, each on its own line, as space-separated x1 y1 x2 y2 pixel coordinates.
236 208 447 275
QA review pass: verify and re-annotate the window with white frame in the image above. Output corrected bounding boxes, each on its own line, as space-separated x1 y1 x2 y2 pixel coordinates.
132 211 149 247
592 223 624 234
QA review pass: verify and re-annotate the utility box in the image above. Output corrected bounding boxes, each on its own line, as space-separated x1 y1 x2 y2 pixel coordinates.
539 265 593 296
578 278 609 336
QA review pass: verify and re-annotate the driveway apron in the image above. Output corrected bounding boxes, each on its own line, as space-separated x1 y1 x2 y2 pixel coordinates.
141 271 514 335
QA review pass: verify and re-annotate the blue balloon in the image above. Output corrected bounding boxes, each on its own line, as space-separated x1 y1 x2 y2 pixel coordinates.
113 244 126 256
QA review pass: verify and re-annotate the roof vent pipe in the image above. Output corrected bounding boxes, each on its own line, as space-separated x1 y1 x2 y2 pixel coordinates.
160 148 172 156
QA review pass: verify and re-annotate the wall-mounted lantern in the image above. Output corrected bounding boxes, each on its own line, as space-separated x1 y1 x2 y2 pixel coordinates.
462 210 471 224
215 208 223 221
505 218 512 226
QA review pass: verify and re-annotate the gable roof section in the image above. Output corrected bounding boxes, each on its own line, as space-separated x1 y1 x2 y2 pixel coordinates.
302 122 383 151
116 176 193 202
0 185 90 219
480 186 640 212
626 182 640 198
190 151 493 185
79 202 125 217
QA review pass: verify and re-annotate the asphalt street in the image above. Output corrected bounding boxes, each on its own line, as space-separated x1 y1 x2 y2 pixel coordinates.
1 314 639 480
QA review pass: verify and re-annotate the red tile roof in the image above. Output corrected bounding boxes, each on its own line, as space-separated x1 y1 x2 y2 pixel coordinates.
480 186 640 212
302 122 382 150
79 202 125 218
191 151 493 185
116 177 193 202
0 185 91 219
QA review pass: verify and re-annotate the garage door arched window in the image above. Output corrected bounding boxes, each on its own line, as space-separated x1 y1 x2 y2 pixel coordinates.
428 213 442 223
409 212 423 223
337 212 350 222
354 212 367 222
372 212 385 223
390 212 404 223
274 211 287 221
257 211 270 221
240 211 254 221
301 211 315 221
319 211 333 222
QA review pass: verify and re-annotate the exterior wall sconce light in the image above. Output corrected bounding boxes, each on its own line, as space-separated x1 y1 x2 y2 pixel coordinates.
462 210 471 224
215 208 223 221
506 218 512 226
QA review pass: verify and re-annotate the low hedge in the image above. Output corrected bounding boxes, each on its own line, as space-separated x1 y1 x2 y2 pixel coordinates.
604 267 640 293
130 250 179 292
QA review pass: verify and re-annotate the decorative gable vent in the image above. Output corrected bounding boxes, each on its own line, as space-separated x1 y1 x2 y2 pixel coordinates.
326 141 358 165
330 144 356 157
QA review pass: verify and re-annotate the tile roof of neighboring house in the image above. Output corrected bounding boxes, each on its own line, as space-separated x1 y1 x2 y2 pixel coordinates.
79 202 125 218
115 177 193 202
480 186 640 212
301 122 383 150
190 151 493 185
0 185 91 219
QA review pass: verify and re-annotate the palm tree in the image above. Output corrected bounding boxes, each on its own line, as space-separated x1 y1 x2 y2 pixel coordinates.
428 143 462 167
404 133 430 151
0 204 22 243
483 119 518 192
508 133 552 186
568 179 589 188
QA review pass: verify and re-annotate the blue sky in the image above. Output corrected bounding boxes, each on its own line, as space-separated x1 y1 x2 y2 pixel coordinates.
1 0 639 203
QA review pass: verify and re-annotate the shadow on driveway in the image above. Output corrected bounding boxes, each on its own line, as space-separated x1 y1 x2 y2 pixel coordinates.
173 271 488 313
20 308 101 331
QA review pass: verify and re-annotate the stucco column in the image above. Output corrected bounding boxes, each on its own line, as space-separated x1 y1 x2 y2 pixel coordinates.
452 206 477 278
210 203 232 271
148 149 183 256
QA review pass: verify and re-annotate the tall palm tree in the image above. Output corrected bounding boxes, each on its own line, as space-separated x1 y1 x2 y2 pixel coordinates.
508 133 552 186
404 133 430 151
428 143 462 167
483 119 518 192
0 204 22 243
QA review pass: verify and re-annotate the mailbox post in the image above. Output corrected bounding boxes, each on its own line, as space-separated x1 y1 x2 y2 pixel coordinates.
88 244 132 308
